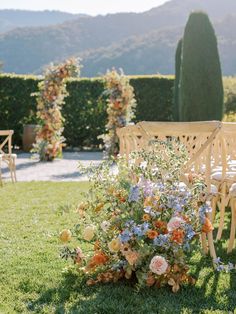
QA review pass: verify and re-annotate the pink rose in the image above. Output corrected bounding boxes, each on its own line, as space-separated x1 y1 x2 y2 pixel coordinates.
75 247 84 264
149 255 168 275
167 216 185 232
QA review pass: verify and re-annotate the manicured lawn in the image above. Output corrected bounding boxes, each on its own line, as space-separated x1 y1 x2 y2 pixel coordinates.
0 182 235 313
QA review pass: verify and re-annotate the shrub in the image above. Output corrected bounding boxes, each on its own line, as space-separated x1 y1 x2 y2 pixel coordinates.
130 76 174 122
179 12 224 121
173 39 182 121
0 74 174 149
223 77 236 115
0 74 39 147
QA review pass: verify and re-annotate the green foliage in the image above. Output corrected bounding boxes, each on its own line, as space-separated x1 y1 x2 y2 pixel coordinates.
173 39 182 121
0 74 39 147
179 12 224 121
0 74 174 149
64 78 107 148
130 76 174 122
223 76 236 115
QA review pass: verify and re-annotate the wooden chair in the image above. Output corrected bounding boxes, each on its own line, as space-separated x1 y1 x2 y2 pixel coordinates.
117 125 144 159
137 121 225 260
211 122 236 251
0 130 17 185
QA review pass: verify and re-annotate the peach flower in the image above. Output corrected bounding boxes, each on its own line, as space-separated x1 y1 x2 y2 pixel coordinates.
149 255 168 275
167 216 185 232
125 251 139 266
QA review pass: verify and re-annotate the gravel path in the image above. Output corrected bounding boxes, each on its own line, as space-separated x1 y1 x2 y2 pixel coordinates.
1 152 103 182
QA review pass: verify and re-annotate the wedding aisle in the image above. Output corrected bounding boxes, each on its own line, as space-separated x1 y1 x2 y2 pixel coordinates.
0 152 103 182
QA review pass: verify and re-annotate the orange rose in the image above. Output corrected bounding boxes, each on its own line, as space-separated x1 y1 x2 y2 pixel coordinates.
87 252 108 269
202 218 214 233
171 229 184 244
147 230 158 239
153 220 168 233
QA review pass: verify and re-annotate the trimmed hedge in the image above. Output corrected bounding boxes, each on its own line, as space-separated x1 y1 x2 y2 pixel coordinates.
0 74 174 148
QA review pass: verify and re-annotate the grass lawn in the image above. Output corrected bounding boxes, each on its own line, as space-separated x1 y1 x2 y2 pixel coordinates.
0 182 236 314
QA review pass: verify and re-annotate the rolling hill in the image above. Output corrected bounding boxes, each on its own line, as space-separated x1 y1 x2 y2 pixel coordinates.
0 0 236 76
0 10 87 33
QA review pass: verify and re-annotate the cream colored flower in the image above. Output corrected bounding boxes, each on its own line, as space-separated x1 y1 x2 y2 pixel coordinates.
82 225 95 241
108 237 121 252
100 221 111 232
149 255 168 275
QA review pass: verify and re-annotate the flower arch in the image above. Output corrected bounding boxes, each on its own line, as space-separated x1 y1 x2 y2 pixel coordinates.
101 69 137 157
33 58 80 161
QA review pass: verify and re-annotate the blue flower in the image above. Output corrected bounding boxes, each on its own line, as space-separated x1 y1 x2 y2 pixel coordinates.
184 224 196 240
141 222 150 233
128 185 140 202
125 220 134 227
119 229 132 243
153 234 169 248
132 226 144 237
199 203 212 224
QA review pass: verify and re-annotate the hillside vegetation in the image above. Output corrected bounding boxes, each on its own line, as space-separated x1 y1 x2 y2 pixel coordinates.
0 0 236 76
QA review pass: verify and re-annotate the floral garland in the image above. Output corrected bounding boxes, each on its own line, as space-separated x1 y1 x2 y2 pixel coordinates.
59 140 217 292
100 69 137 158
33 58 80 161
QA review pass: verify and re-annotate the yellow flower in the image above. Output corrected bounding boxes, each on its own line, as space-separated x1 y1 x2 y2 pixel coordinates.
94 203 104 212
59 229 72 243
82 225 95 241
108 237 121 252
144 197 152 207
143 214 151 221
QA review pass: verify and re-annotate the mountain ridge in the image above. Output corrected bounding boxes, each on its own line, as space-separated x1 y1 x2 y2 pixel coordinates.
0 0 236 76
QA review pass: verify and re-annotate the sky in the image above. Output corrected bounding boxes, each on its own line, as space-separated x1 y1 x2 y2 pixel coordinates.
0 0 169 15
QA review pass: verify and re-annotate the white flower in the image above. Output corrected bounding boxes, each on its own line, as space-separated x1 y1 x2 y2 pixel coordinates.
140 161 147 170
149 256 168 275
100 221 111 232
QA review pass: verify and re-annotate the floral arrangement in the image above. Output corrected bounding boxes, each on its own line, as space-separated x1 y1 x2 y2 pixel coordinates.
32 58 80 161
60 140 214 292
100 69 137 158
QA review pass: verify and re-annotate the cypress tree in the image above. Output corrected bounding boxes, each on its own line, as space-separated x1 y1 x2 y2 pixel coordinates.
173 38 182 121
179 12 224 121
